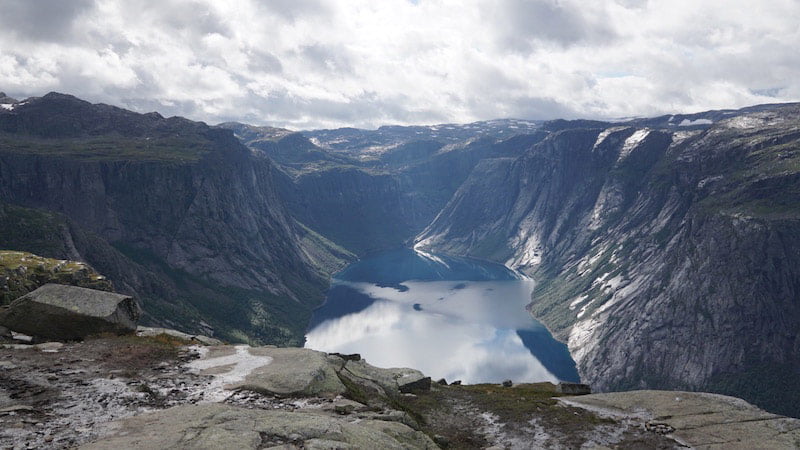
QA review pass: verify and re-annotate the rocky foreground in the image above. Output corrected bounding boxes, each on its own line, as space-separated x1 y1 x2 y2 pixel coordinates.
1 332 798 449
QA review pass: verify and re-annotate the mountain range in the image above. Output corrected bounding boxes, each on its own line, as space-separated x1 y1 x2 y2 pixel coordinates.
1 91 798 417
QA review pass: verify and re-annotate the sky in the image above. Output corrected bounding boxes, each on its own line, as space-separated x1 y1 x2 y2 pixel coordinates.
0 0 798 130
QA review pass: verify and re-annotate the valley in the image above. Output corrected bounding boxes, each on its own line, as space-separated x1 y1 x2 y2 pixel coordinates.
1 92 799 422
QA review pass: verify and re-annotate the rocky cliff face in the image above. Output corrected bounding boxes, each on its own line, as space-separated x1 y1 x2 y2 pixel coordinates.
228 122 546 254
415 105 800 417
0 93 351 345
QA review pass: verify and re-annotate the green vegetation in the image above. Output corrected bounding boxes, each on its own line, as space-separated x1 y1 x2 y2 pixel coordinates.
0 203 70 258
0 250 112 306
112 242 319 346
0 134 212 162
294 220 356 276
705 362 800 419
390 382 614 448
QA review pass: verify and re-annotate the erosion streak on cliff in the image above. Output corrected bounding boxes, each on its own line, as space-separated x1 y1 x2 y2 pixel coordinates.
415 105 800 417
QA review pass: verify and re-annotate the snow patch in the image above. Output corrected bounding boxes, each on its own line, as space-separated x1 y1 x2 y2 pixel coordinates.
678 118 712 126
602 275 625 293
0 103 14 111
414 248 451 269
568 316 602 365
576 299 595 319
618 129 650 161
187 345 273 402
569 295 588 311
505 219 542 269
592 126 628 150
725 116 764 129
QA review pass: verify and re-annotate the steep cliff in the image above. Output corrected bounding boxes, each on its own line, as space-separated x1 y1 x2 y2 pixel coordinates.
228 121 546 254
415 105 800 416
0 93 351 345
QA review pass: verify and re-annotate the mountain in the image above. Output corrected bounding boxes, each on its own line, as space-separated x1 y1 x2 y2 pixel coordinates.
227 121 548 254
4 91 799 419
0 93 352 345
303 118 543 156
415 104 800 416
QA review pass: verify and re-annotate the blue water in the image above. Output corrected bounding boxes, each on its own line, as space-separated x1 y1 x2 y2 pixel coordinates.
305 248 579 384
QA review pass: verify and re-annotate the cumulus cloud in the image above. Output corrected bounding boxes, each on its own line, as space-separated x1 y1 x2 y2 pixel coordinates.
0 0 797 129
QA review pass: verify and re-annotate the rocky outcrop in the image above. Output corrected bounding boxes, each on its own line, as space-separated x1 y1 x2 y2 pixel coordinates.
7 334 795 449
0 284 140 340
81 403 437 450
0 250 113 306
135 326 222 346
186 345 430 401
561 390 800 449
415 105 800 417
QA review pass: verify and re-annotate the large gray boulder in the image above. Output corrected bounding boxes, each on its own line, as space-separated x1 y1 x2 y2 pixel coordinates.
188 346 347 398
0 283 140 340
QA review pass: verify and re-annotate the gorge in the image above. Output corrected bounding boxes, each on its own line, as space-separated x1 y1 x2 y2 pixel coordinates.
1 92 799 419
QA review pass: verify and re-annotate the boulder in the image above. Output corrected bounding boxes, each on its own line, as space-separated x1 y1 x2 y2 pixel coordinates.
399 376 431 394
0 284 140 340
342 359 430 396
189 346 347 397
136 326 222 346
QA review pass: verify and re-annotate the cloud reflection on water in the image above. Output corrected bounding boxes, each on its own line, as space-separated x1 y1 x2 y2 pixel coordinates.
305 278 558 384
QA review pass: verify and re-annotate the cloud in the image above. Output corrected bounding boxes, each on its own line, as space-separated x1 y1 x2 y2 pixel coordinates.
0 0 95 42
485 0 617 52
0 0 798 129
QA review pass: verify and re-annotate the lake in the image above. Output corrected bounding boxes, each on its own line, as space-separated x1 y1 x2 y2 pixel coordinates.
305 248 579 384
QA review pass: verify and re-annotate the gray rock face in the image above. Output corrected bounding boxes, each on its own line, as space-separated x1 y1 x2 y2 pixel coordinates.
0 284 140 340
80 403 437 450
339 359 430 397
414 104 800 416
561 390 800 449
187 345 434 401
0 93 354 345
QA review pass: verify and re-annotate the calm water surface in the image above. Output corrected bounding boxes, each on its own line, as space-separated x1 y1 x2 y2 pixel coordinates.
305 249 579 384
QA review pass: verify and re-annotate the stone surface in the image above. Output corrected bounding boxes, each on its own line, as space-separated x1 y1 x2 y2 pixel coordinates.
0 283 140 340
189 346 346 398
561 390 800 449
399 376 431 394
80 403 437 449
342 359 429 396
136 326 222 346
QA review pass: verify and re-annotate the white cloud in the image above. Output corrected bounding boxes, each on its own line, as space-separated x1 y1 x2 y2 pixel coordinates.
0 0 797 129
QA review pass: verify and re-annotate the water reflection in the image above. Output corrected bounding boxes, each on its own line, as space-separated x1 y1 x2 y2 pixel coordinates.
305 249 579 384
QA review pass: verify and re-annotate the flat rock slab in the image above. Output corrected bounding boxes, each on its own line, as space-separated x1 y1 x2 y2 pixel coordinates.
189 346 346 397
561 390 800 449
80 403 437 449
0 284 140 340
136 326 222 346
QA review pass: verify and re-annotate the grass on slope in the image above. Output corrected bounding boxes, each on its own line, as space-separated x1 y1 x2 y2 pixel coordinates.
0 135 212 162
